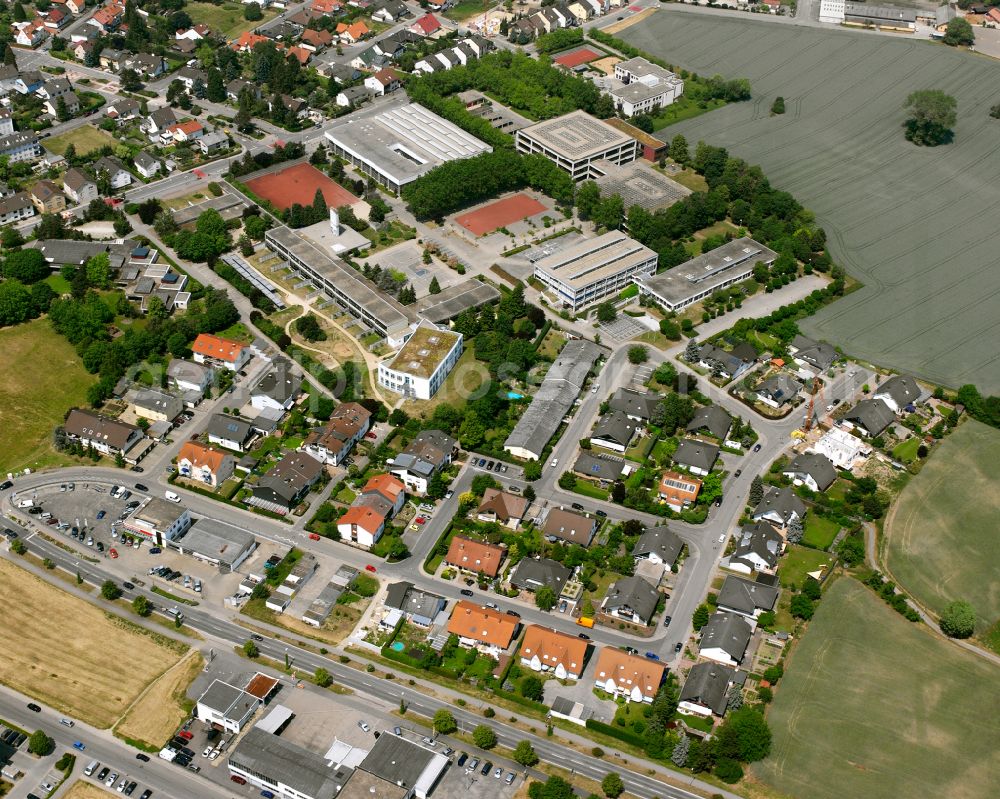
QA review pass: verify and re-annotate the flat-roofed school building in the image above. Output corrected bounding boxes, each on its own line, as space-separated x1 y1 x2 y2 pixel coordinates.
515 110 640 181
534 230 657 311
376 321 463 400
636 237 777 313
325 102 492 194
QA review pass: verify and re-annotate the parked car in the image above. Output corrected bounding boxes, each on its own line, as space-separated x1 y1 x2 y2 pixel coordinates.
674 642 683 654
494 767 503 779
467 758 479 774
135 753 150 762
123 581 134 590
365 564 377 572
231 775 247 785
645 652 660 661
663 615 672 628
624 647 638 655
134 484 148 492
734 469 742 478
578 633 590 640
0 480 12 490
456 752 468 767
149 547 161 554
308 533 320 540
27 703 41 712
505 773 516 785
73 741 86 751
96 510 106 520
596 509 607 517
571 502 583 511
358 721 371 733
460 589 474 597
753 443 762 452
481 761 493 776
506 609 520 618
414 517 425 525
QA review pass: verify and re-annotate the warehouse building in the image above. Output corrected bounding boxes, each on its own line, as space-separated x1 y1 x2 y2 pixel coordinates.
376 321 463 400
533 230 657 311
635 237 777 313
228 728 353 799
515 110 640 181
173 517 258 572
120 498 191 546
325 102 492 194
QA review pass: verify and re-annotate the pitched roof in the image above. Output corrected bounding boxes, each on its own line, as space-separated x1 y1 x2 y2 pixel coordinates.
844 398 895 437
207 413 254 443
608 387 659 421
339 504 385 535
672 438 719 472
508 558 570 593
62 167 94 192
700 612 752 662
411 12 442 34
371 67 401 86
446 600 517 647
519 625 587 673
592 409 637 447
686 405 732 440
784 452 837 491
875 374 922 409
384 581 445 618
789 334 837 371
604 574 660 622
253 357 301 404
731 520 784 571
633 526 683 564
542 507 596 546
477 488 528 523
192 333 246 363
573 451 627 481
680 661 736 715
258 452 323 501
444 536 505 577
752 486 806 525
756 373 801 405
593 648 666 698
178 440 231 474
63 408 140 450
363 473 405 504
167 120 204 136
717 575 779 615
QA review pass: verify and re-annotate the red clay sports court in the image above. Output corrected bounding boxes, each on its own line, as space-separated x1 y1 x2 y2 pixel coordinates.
554 48 601 68
244 162 357 212
455 194 548 236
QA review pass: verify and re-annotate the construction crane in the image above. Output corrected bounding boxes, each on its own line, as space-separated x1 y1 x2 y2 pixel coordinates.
802 377 825 433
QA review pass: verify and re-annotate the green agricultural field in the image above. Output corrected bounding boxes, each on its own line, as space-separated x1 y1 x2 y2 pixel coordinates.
45 125 117 156
755 578 1000 799
0 319 94 474
885 420 1000 632
621 11 1000 392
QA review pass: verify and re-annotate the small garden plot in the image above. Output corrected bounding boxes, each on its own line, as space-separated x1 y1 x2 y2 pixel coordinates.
778 545 830 590
802 514 840 550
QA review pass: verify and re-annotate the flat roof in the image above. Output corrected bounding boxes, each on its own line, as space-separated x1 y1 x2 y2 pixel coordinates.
518 110 635 161
592 159 690 214
339 770 408 799
176 517 256 567
255 704 293 734
534 230 657 292
133 497 186 529
229 728 353 799
637 237 777 306
383 323 461 379
325 101 492 186
601 117 666 150
411 279 500 324
360 733 447 793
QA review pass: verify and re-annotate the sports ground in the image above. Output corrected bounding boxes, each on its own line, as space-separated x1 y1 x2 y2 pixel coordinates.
553 47 602 68
755 578 1000 799
622 11 1000 392
244 162 358 212
885 419 1000 632
454 193 548 236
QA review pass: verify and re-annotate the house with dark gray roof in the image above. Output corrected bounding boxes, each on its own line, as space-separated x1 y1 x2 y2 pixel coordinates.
632 526 683 568
752 486 806 527
679 662 742 717
756 374 801 409
251 357 302 412
717 575 779 619
573 451 627 482
843 398 895 438
789 334 837 373
783 452 837 492
672 438 719 476
685 405 732 441
509 557 571 595
384 581 446 627
696 343 754 380
590 409 637 453
873 374 925 414
728 520 784 575
390 429 456 495
602 575 660 625
207 413 255 451
249 452 323 514
609 387 659 422
698 611 753 666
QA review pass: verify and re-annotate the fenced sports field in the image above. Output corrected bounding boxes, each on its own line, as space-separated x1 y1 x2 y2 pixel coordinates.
621 11 1000 392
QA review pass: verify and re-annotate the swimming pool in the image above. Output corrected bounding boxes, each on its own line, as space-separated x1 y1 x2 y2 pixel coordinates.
507 391 524 400
391 641 405 652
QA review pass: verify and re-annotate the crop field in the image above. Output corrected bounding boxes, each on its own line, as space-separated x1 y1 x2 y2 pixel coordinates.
0 559 188 729
62 782 116 799
755 578 1000 799
885 419 1000 632
113 650 203 749
621 11 1000 392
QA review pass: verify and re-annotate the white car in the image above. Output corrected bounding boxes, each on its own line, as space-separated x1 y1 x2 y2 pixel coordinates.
202 746 212 757
106 772 118 787
550 458 558 468
718 534 726 543
117 778 128 792
358 721 371 733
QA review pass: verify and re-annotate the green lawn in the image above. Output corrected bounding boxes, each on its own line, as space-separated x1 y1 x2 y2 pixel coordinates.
886 420 1000 633
754 578 1000 799
569 479 609 501
891 436 921 463
214 321 254 343
536 329 567 360
778 544 830 590
187 1 279 39
802 514 840 550
44 125 117 156
45 273 71 295
444 0 489 21
0 319 95 474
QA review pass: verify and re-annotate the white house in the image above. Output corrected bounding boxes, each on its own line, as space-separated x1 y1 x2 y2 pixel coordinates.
177 440 235 488
195 680 260 734
698 612 752 667
94 156 133 190
251 357 301 412
810 427 870 470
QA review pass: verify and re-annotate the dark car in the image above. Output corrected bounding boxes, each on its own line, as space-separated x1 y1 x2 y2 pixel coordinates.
123 581 135 590
0 480 12 490
3 528 18 539
96 510 106 520
28 506 42 514
663 615 672 628
139 790 152 799
98 768 110 781
571 502 584 510
753 443 762 452
460 589 474 597
136 753 150 762
596 509 607 517
250 633 264 642
231 775 247 785
505 609 521 618
675 642 683 654
734 469 742 478
134 484 148 492
27 702 42 712
645 652 660 661
481 761 493 776
96 542 105 552
624 646 638 655
149 547 161 554
124 782 137 796
131 466 144 473
578 633 590 640
486 461 495 470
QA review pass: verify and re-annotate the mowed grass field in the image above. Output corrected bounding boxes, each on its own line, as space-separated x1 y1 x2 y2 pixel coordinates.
885 419 1000 631
0 319 94 474
188 1 279 39
113 650 203 749
755 578 1000 799
621 11 1000 392
44 124 117 156
0 559 188 729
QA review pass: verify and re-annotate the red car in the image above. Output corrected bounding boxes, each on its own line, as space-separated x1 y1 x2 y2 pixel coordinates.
365 564 377 573
178 731 193 741
414 517 426 525
230 775 247 785
365 431 378 439
109 548 119 559
308 533 320 541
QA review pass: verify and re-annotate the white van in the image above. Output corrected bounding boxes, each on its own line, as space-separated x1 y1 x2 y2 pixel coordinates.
164 491 180 503
84 760 99 776
17 499 34 508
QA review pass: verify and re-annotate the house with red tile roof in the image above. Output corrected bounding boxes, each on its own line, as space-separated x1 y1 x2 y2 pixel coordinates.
410 12 442 36
191 334 250 371
177 441 236 488
445 536 505 578
300 28 334 51
447 601 518 657
88 1 125 32
231 31 270 52
362 473 406 515
166 119 205 142
519 625 588 680
337 504 388 549
593 648 666 703
364 67 401 97
336 20 369 43
312 0 343 11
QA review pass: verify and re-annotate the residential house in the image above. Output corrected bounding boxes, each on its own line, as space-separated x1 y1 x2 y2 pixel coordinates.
251 357 301 412
133 151 161 179
444 536 505 578
300 28 334 51
131 388 183 422
166 120 205 143
100 49 125 71
364 67 402 97
227 79 262 103
751 486 806 528
66 0 86 12
38 77 73 103
0 192 36 225
810 426 870 470
873 374 924 413
632 526 683 570
43 90 80 118
362 473 406 516
30 180 65 214
175 24 210 40
13 71 45 95
788 334 837 374
384 581 446 627
230 31 270 53
62 408 143 456
0 64 19 96
783 452 837 492
42 9 70 33
94 156 132 190
542 507 597 547
686 405 732 441
12 19 49 48
177 440 236 487
698 612 752 667
206 413 256 452
717 575 779 620
372 0 408 22
167 359 213 395
476 488 528 529
593 648 666 703
728 520 783 575
573 451 628 483
62 168 98 204
519 625 588 680
409 12 442 36
336 85 373 108
657 470 702 512
126 52 167 78
192 333 251 371
286 45 312 66
843 398 895 438
508 557 570 596
696 343 754 381
566 1 592 22
603 575 660 625
89 1 125 33
446 600 518 657
174 66 207 92
590 410 637 453
337 504 388 549
300 401 371 466
141 107 178 142
248 452 324 514
678 662 741 717
335 20 370 43
71 39 95 61
312 0 344 11
389 429 455 495
672 439 719 476
0 132 42 163
608 387 658 423
755 373 801 409
105 97 141 127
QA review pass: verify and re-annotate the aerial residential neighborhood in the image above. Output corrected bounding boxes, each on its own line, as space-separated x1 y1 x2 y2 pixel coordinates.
0 2 996 799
